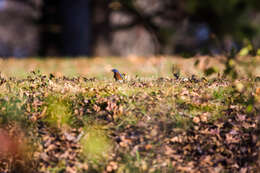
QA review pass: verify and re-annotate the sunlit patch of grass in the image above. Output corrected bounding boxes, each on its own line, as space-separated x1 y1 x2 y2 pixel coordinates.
43 95 72 129
80 125 113 163
0 95 28 127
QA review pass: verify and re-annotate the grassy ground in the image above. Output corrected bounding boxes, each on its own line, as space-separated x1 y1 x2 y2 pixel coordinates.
0 56 259 172
0 55 258 78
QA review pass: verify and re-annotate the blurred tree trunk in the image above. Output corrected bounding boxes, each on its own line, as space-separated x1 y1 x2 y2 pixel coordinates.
60 0 91 56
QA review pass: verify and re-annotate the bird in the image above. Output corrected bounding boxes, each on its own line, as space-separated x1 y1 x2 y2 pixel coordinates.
111 69 124 81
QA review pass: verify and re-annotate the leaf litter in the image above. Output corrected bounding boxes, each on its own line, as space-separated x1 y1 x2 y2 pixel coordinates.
0 70 259 172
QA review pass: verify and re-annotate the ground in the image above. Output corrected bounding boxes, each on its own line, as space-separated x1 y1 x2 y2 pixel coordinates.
0 56 259 173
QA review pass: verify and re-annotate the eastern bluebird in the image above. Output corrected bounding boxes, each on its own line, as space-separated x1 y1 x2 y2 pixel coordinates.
111 69 124 81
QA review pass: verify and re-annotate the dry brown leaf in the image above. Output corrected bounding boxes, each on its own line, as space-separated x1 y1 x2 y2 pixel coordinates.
193 116 200 124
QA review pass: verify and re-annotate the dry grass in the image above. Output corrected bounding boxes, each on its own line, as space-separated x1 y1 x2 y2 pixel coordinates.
1 55 259 79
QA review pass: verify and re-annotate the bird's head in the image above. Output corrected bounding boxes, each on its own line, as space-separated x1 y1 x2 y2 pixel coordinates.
111 69 119 73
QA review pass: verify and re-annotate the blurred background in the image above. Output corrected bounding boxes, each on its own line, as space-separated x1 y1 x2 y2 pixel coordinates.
0 0 260 57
